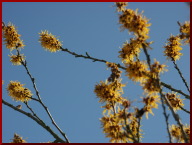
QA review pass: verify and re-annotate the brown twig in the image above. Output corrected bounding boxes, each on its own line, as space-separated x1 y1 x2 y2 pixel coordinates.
159 95 173 143
136 117 141 143
16 49 70 143
142 43 173 143
179 105 190 114
2 99 66 143
60 47 189 99
24 101 45 124
157 79 189 143
172 60 190 93
161 82 190 99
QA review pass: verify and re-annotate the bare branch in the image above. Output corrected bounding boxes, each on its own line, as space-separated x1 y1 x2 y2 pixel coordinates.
2 99 66 143
172 60 190 93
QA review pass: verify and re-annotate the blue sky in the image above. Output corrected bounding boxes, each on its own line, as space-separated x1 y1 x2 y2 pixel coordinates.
2 2 190 143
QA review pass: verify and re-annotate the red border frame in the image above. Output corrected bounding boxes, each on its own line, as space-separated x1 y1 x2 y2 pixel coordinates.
1 0 191 144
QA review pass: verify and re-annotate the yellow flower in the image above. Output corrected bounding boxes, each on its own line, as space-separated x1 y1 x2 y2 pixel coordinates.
143 95 160 109
126 61 149 82
119 9 151 41
164 35 183 61
39 30 62 52
100 115 128 143
106 62 122 82
179 21 190 44
143 106 154 119
165 92 184 111
119 39 141 63
115 2 128 12
150 59 168 78
9 54 25 65
141 77 160 94
10 133 27 143
7 81 32 102
94 80 125 103
169 124 190 143
2 23 25 50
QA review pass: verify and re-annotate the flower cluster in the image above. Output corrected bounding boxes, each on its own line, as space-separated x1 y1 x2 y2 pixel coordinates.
106 62 122 82
2 23 25 50
119 38 141 63
39 30 62 52
169 124 190 143
100 114 127 143
115 2 128 12
179 21 190 44
95 63 142 142
7 81 32 102
150 59 167 78
164 35 183 61
10 133 27 143
94 80 125 104
165 92 184 111
141 60 167 95
119 9 151 41
125 61 149 83
142 95 160 119
9 54 25 65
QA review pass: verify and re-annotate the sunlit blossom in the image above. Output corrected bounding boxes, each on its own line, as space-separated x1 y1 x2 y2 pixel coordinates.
119 9 151 41
115 2 128 12
10 133 27 143
9 54 25 65
39 30 62 52
2 23 25 50
7 81 32 102
164 35 183 61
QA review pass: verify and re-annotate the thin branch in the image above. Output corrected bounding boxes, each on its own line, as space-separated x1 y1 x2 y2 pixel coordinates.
60 47 126 70
179 105 190 114
16 49 70 143
161 82 190 99
136 117 141 143
123 110 139 143
159 96 173 143
142 43 173 143
2 99 66 143
172 60 190 93
24 102 45 123
157 79 189 143
142 43 151 70
60 47 189 99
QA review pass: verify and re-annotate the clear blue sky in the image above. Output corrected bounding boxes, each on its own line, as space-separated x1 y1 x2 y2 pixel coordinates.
2 2 190 143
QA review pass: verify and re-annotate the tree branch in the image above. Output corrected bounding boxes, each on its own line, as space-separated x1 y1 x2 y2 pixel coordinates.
59 47 189 99
172 60 190 93
2 99 66 143
16 49 70 143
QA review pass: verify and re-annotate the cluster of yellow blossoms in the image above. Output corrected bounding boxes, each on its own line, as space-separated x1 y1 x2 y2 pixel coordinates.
165 93 184 111
10 133 27 143
2 23 25 50
115 2 168 121
164 35 183 61
126 60 149 83
169 124 190 143
164 21 190 61
119 8 151 42
179 21 190 44
119 38 141 63
95 62 142 143
2 22 26 65
39 30 62 52
9 54 25 65
141 95 160 119
7 81 32 102
115 2 128 12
